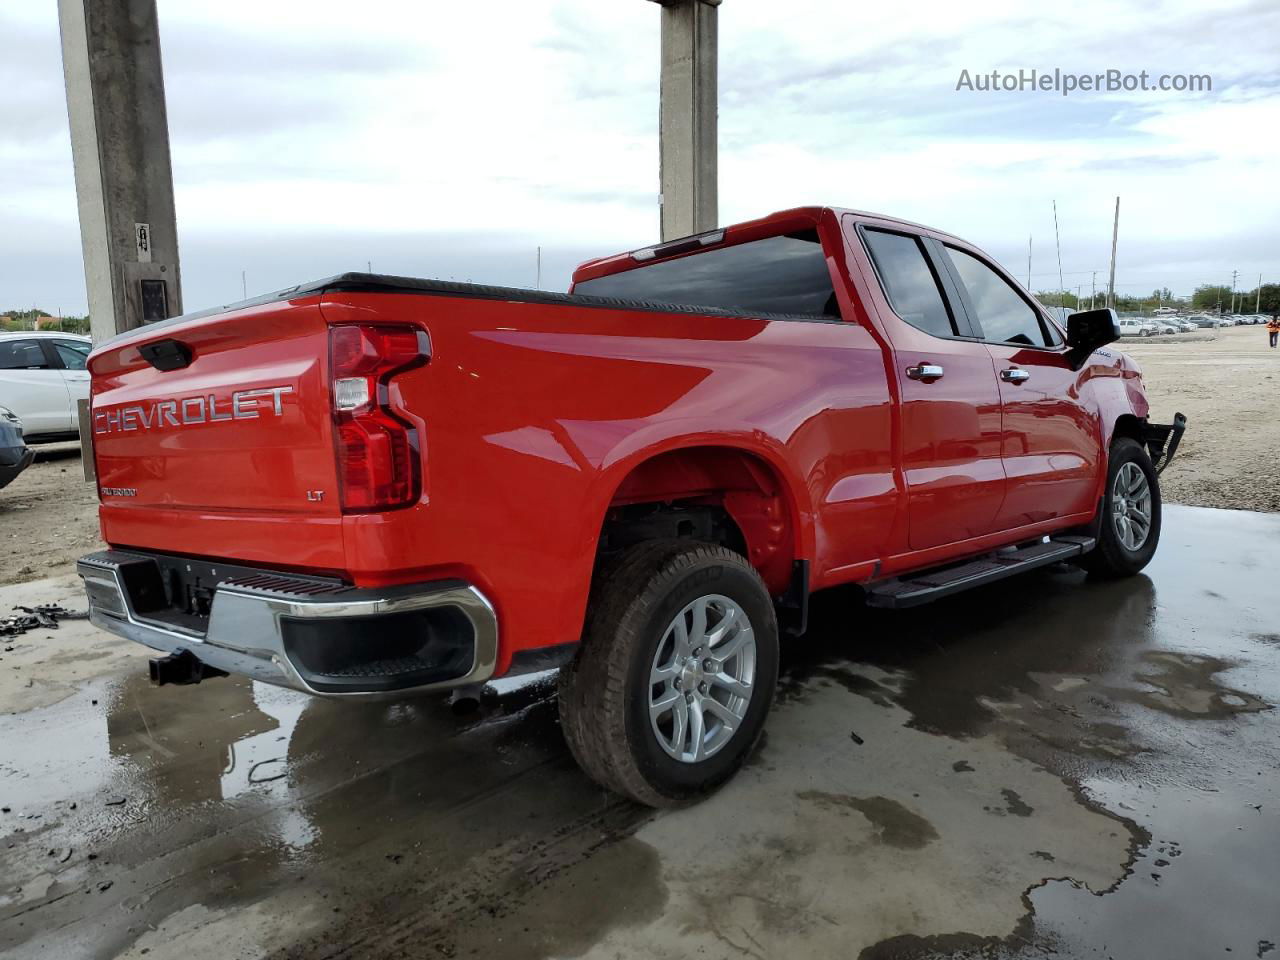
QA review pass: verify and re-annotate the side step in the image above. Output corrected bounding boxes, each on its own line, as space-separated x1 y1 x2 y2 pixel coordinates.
864 535 1095 609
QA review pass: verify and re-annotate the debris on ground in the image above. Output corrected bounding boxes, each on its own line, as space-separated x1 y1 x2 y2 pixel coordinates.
247 758 288 784
0 605 89 638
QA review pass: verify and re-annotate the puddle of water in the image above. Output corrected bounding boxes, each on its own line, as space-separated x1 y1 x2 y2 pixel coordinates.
779 506 1280 958
3 504 1278 960
0 665 583 959
1028 770 1280 958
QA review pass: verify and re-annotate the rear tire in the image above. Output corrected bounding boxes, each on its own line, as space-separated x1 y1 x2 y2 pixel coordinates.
1082 437 1161 578
558 540 779 808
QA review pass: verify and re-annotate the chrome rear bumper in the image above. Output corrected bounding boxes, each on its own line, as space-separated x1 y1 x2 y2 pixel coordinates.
77 550 498 698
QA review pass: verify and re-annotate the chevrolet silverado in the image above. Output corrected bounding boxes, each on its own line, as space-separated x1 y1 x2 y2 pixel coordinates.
77 206 1185 806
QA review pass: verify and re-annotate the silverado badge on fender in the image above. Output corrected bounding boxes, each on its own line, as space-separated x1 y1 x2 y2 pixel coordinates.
92 385 294 435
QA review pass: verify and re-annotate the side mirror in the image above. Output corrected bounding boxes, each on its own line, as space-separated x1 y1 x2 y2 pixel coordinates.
1066 308 1121 370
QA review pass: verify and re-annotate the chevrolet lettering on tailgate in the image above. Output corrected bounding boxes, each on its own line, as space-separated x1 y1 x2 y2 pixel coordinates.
92 385 294 435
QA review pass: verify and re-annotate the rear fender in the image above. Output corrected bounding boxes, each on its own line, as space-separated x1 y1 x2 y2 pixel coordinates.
589 428 817 591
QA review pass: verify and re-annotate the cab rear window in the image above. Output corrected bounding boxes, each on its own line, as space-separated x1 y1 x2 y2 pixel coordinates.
573 231 839 319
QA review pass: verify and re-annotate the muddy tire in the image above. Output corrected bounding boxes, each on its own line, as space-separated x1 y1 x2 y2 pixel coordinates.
558 540 779 808
1082 437 1161 578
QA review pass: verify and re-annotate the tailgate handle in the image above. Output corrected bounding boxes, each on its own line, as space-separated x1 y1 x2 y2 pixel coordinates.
139 338 193 371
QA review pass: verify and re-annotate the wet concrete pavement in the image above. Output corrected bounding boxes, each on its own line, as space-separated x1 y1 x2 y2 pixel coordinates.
1 503 1278 959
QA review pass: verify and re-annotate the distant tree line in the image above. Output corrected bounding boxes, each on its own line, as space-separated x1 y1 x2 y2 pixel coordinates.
1191 283 1280 314
0 309 91 334
1034 287 1182 312
1035 284 1279 315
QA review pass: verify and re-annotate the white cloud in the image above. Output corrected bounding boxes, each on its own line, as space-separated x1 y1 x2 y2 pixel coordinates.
0 0 1276 315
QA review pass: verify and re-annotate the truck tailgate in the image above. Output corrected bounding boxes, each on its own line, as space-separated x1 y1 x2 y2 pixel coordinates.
89 299 345 569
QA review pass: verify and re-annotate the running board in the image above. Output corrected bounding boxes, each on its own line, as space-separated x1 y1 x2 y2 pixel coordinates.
864 536 1095 609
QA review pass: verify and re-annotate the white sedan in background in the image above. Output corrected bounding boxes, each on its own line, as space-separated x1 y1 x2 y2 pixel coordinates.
0 332 91 443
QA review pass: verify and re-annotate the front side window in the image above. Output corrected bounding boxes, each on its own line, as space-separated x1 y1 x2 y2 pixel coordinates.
0 340 49 370
861 229 956 338
946 246 1054 347
572 231 839 318
54 340 90 370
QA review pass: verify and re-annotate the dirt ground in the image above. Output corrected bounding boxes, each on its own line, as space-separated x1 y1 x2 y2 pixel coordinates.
1125 324 1280 514
0 324 1275 588
1 443 99 586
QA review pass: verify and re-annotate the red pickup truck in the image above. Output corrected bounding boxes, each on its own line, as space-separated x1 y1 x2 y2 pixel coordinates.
78 206 1184 806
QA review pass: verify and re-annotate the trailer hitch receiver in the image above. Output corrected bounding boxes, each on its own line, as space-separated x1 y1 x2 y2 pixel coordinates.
149 649 229 687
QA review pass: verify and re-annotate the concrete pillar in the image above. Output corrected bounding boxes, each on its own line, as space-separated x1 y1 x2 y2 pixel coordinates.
58 0 182 342
651 0 720 241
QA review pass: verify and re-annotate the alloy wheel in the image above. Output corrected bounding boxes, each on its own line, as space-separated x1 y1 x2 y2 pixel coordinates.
647 594 757 763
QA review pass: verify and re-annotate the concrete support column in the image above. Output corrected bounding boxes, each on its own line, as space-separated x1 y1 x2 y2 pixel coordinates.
58 0 182 341
652 0 720 241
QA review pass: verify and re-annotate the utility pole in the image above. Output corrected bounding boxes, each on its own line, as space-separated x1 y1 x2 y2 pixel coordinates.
1106 197 1120 309
1091 271 1097 310
241 270 247 300
649 0 720 241
1026 235 1032 290
1230 270 1238 314
59 0 182 341
1257 274 1263 314
536 246 542 290
1052 200 1064 307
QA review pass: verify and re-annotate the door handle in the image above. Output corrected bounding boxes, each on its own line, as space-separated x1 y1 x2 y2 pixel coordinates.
1000 367 1031 383
906 363 944 381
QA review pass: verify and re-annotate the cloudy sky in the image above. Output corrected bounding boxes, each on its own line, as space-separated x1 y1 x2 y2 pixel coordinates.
2 0 1277 317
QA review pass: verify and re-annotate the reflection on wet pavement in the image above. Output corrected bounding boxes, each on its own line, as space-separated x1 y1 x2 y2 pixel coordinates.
1 504 1277 959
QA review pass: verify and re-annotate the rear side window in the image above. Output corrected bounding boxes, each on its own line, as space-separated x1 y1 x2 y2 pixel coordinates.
861 229 956 338
0 340 49 370
53 340 90 370
572 231 839 318
946 246 1055 347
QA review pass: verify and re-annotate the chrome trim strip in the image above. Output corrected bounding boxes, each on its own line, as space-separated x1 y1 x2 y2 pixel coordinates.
76 559 498 698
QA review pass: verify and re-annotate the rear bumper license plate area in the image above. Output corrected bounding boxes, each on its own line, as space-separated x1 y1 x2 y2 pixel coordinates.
76 550 498 697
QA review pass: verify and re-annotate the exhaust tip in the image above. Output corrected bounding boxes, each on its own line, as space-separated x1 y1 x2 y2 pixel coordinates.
448 684 485 715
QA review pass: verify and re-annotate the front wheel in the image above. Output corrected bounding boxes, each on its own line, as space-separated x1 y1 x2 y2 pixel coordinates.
1082 437 1161 578
558 541 779 808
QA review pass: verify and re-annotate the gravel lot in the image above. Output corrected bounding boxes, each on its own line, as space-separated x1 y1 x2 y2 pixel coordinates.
1 443 99 586
0 324 1275 587
1125 324 1280 514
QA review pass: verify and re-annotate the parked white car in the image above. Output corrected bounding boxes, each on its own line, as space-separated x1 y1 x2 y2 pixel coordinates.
1118 318 1156 337
0 332 91 443
1150 320 1180 334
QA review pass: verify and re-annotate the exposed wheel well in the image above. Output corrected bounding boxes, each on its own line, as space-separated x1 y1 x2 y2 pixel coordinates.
599 447 797 597
1112 414 1145 447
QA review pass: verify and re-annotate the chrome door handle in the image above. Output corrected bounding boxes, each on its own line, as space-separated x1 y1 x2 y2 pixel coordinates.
1000 367 1031 383
906 363 944 381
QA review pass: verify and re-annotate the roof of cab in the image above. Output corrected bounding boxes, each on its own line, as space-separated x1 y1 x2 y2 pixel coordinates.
570 205 957 285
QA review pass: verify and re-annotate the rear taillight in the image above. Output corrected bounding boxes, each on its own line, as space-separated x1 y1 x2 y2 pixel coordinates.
328 324 430 512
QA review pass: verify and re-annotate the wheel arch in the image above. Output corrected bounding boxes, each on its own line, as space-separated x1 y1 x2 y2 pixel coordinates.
590 435 814 597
